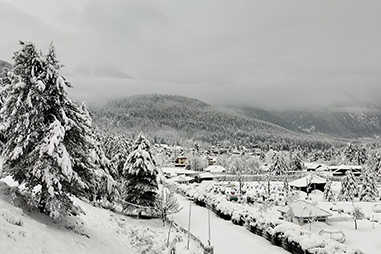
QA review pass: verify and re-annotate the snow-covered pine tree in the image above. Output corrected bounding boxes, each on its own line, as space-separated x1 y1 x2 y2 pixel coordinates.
354 145 367 165
0 41 96 219
367 151 381 174
337 170 358 202
270 154 288 175
121 133 158 216
323 179 335 202
289 151 304 171
86 127 120 206
344 142 356 164
359 168 379 201
103 133 130 179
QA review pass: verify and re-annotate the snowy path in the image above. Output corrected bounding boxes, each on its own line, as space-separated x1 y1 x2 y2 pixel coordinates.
172 195 288 254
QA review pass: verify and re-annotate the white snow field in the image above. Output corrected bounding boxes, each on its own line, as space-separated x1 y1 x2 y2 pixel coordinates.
172 194 288 254
0 177 203 254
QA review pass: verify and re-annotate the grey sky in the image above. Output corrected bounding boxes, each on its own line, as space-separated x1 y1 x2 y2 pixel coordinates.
1 0 381 110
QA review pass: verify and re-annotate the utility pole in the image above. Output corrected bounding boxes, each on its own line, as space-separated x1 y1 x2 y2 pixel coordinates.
208 209 211 246
187 200 192 250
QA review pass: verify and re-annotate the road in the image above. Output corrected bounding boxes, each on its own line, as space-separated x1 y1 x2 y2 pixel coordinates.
171 194 288 254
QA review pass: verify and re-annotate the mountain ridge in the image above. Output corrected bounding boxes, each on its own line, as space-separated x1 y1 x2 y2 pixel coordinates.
90 94 336 150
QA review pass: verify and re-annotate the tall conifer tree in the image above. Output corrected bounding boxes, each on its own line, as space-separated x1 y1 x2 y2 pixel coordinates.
121 133 158 215
359 168 379 201
337 170 358 202
0 41 96 218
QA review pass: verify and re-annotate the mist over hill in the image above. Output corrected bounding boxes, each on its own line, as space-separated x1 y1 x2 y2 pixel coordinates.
229 101 381 139
90 94 336 151
2 56 380 143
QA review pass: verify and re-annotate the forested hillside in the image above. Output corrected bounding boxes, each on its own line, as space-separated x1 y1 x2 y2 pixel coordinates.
90 94 335 151
228 105 381 139
277 109 381 138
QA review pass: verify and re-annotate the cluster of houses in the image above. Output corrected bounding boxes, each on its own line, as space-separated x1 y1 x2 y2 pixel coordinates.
305 163 362 176
164 156 372 231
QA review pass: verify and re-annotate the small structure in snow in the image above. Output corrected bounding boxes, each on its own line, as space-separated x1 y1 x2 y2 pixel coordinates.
174 156 187 167
195 172 215 183
160 167 198 178
278 200 332 226
331 165 362 176
290 174 326 193
206 155 216 166
169 175 194 184
305 163 329 172
204 165 226 173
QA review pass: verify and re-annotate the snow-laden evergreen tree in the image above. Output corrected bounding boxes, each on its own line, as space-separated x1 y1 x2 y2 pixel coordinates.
270 153 288 175
121 133 158 216
289 151 304 171
354 145 367 165
359 168 379 201
86 128 120 206
367 151 381 174
323 179 335 202
344 142 356 163
0 41 96 218
337 170 358 202
344 143 367 165
104 133 130 179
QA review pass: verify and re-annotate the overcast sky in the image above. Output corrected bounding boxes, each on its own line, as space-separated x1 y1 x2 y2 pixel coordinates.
1 0 381 110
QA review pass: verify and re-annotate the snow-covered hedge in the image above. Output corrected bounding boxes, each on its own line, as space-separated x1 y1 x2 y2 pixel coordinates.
167 180 364 254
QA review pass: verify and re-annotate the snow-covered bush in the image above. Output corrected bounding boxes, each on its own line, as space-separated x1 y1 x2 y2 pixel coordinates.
170 180 364 254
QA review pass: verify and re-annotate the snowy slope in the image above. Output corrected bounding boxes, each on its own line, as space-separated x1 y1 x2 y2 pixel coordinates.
0 178 202 254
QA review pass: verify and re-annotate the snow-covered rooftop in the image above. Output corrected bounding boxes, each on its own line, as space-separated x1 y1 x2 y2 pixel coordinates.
278 200 332 218
204 165 226 173
290 174 326 188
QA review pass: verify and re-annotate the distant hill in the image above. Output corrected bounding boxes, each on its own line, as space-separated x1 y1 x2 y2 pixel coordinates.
228 103 381 139
0 59 11 77
276 108 381 139
90 94 334 150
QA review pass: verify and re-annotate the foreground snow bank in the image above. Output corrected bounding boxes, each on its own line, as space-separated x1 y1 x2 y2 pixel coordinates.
168 181 364 254
0 178 203 254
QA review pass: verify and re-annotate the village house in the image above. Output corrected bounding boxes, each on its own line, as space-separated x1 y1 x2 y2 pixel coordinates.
278 200 332 226
174 156 187 167
290 174 326 193
331 165 362 176
304 163 328 172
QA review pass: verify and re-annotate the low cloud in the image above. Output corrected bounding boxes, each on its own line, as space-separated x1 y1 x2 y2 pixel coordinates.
2 0 381 110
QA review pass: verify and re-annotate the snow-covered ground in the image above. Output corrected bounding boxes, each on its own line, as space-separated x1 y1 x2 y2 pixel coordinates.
3 171 381 254
0 177 203 254
306 181 381 254
172 194 288 254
